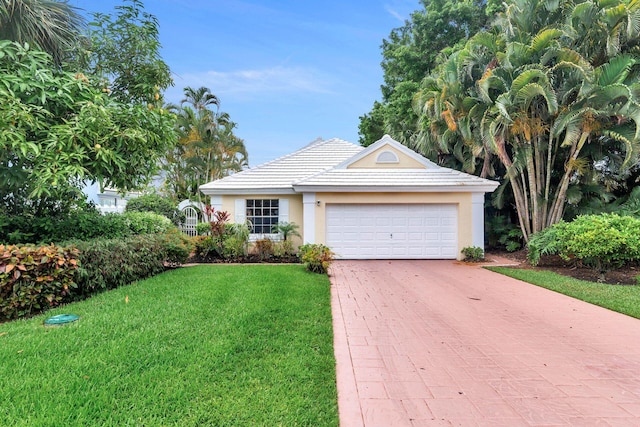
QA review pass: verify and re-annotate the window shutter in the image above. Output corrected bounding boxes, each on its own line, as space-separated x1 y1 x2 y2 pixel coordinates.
235 199 246 224
279 199 289 224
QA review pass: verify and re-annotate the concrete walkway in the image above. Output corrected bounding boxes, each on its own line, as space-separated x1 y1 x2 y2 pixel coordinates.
330 260 640 426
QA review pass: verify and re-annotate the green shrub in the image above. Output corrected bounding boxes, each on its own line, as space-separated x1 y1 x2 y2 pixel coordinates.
158 229 194 267
0 244 79 321
196 222 211 236
461 246 484 262
222 236 248 259
69 235 168 297
194 236 221 259
298 244 334 274
0 209 132 245
123 211 173 235
527 214 640 274
273 240 295 257
125 194 183 225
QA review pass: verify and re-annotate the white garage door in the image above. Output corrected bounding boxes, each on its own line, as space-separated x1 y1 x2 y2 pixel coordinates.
326 204 458 259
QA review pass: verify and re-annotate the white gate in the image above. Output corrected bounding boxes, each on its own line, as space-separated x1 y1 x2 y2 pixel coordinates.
181 206 199 237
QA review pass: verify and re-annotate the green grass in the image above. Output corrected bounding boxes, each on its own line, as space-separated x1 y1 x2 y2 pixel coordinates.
0 265 338 427
488 267 640 319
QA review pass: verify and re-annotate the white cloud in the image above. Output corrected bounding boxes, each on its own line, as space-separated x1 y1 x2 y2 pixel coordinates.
384 4 405 22
168 66 333 102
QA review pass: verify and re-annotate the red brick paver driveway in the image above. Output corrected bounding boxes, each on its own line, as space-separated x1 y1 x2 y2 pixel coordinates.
330 260 640 426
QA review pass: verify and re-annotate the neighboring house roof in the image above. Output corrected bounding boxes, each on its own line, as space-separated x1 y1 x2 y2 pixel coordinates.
199 135 499 195
199 137 363 194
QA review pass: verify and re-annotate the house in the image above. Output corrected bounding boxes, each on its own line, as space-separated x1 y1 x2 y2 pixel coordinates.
84 183 142 214
199 135 499 260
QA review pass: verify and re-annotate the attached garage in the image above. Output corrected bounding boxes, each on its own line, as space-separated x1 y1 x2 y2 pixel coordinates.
326 204 458 259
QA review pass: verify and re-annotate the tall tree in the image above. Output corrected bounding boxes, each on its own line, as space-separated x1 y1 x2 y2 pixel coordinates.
0 40 176 216
0 0 84 65
415 0 640 241
359 0 493 146
162 87 247 202
82 0 172 105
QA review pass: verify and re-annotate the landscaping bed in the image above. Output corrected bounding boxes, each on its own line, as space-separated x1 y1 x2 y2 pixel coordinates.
489 250 639 286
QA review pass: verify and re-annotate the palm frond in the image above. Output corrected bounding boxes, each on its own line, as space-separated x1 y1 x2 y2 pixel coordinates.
529 28 564 54
595 54 635 86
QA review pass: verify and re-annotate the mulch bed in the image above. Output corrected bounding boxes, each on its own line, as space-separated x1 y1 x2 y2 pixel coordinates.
488 250 639 286
186 254 300 264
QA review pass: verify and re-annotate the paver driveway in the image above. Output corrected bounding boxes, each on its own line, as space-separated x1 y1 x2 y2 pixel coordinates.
330 260 640 426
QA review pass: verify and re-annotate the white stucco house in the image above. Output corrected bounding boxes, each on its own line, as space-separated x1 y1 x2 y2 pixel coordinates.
199 135 499 260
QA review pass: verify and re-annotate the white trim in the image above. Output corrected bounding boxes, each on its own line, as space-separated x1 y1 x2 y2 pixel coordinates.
234 198 246 223
472 193 485 250
210 195 223 212
279 198 289 223
302 193 316 244
334 134 440 170
292 184 500 193
199 188 297 195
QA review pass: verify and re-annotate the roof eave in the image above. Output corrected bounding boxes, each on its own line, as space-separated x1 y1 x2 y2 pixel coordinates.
292 184 500 193
199 187 296 196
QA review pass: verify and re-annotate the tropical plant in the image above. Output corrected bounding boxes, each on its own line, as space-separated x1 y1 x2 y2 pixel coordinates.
415 0 640 242
298 244 335 274
358 0 497 146
461 246 485 262
271 221 301 241
0 0 85 66
162 86 248 202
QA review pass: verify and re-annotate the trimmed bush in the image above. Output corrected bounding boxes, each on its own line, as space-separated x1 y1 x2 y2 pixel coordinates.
123 211 173 235
528 213 640 274
0 209 132 245
69 232 192 298
298 244 335 274
125 194 183 225
0 244 79 321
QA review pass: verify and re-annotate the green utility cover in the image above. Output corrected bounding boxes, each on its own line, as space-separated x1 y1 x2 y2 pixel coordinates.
44 314 79 326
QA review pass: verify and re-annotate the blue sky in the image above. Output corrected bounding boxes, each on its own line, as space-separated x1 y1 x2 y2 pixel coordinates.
76 0 421 166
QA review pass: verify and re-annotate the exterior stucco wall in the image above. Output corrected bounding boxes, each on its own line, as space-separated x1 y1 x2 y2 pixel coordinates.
313 192 475 259
347 146 426 169
218 194 304 246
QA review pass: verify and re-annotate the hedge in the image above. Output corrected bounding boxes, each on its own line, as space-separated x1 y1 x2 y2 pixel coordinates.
0 244 79 321
1 232 193 321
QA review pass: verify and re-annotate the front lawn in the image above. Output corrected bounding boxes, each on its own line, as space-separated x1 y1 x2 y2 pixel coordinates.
488 267 640 319
0 265 338 426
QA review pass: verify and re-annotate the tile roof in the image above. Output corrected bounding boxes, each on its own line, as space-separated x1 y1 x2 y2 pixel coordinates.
293 168 499 192
199 137 363 194
199 135 499 194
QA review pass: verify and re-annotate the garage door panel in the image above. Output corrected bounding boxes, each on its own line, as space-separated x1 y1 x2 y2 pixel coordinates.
326 204 458 260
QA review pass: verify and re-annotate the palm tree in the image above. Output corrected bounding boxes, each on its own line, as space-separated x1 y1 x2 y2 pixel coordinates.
162 87 248 202
415 0 640 241
0 0 85 65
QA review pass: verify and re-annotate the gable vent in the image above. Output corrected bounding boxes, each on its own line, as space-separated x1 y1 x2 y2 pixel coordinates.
376 150 399 163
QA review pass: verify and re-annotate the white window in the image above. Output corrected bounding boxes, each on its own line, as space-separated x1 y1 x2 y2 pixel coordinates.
246 199 279 234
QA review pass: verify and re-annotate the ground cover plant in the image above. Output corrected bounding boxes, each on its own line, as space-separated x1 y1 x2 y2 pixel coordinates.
488 267 640 319
0 265 338 426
